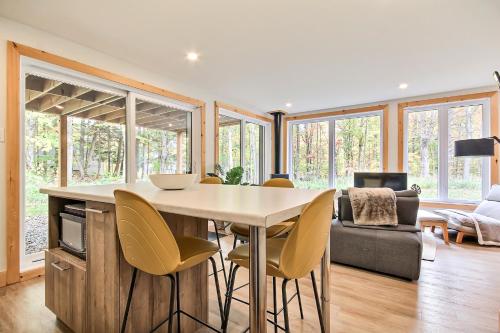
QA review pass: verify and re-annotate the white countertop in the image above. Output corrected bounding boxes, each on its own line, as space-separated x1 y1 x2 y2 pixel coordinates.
40 182 325 227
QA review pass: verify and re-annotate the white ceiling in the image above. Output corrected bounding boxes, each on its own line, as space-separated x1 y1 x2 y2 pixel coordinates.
1 0 499 113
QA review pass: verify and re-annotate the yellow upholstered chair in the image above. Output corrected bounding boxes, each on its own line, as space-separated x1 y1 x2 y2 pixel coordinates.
200 176 223 185
114 190 224 333
229 178 297 240
223 189 336 333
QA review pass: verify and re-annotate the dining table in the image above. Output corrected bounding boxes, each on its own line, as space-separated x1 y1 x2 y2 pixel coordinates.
40 181 330 333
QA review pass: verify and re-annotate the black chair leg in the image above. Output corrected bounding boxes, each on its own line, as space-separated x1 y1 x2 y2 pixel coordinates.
167 274 176 333
121 267 138 333
209 257 225 323
273 277 278 333
226 235 238 287
212 220 228 287
222 265 240 332
176 272 181 333
310 271 325 333
282 279 290 333
295 279 304 319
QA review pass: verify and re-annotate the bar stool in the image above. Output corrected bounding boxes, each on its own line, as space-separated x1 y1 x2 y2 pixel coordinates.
200 176 228 287
114 189 224 333
223 189 335 333
227 178 303 322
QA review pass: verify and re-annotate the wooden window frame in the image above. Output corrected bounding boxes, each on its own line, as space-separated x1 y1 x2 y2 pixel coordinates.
6 41 206 285
398 91 499 209
213 101 272 176
282 104 390 175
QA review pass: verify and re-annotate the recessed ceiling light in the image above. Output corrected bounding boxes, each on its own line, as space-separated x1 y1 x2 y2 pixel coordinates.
168 123 173 127
186 52 199 62
285 102 293 108
55 105 64 110
399 83 408 90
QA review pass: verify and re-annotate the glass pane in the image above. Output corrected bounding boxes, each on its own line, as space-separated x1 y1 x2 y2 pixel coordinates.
244 122 262 185
448 105 483 201
68 95 126 185
24 77 60 258
135 99 192 180
407 109 439 199
290 121 329 189
334 115 381 189
218 114 241 173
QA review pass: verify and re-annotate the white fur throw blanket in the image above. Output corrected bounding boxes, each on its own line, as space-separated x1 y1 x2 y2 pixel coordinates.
348 187 398 226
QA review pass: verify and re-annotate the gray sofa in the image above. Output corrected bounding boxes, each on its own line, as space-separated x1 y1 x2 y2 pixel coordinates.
330 190 422 280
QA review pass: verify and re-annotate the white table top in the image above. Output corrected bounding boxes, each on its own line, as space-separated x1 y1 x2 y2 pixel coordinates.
40 182 325 227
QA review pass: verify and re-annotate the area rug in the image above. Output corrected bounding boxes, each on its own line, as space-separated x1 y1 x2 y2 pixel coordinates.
421 232 437 261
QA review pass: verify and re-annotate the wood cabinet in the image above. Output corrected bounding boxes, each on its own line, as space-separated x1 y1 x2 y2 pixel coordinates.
45 248 86 333
45 196 208 332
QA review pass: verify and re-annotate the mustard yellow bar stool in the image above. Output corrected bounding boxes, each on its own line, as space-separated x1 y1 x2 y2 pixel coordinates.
114 190 224 333
227 178 304 324
223 189 335 333
200 176 228 287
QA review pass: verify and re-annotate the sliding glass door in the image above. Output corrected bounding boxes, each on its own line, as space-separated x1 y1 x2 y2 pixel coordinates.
134 97 192 180
217 110 266 184
20 63 194 270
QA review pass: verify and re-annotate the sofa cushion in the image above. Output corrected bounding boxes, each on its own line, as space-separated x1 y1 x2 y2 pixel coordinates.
474 200 500 220
341 220 420 233
485 184 500 202
330 219 422 280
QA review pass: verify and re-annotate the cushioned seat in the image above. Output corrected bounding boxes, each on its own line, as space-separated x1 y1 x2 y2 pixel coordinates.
175 236 219 272
331 189 422 280
230 221 295 239
228 238 285 277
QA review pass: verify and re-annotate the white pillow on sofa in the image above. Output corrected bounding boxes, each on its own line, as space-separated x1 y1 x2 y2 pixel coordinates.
474 200 500 220
485 184 500 202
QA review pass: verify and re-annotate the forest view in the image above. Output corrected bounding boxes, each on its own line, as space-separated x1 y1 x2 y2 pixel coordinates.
290 115 381 189
218 114 263 184
407 105 483 201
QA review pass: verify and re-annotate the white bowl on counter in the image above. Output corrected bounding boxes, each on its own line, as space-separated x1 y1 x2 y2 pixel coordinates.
149 173 198 190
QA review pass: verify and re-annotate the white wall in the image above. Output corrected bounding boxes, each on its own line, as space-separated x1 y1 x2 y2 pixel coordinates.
0 17 267 272
289 86 500 173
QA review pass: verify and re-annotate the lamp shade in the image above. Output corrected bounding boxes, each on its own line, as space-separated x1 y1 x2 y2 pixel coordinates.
454 138 494 157
495 71 500 89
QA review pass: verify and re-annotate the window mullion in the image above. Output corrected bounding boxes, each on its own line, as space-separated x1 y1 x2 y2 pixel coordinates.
329 120 335 188
438 106 448 201
126 92 136 183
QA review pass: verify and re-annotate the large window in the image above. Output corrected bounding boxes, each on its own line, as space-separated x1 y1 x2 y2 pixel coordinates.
135 98 191 180
289 112 383 189
404 100 490 202
21 61 195 270
217 108 267 184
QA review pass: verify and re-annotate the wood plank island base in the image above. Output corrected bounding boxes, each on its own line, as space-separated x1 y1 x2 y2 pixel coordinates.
40 182 325 333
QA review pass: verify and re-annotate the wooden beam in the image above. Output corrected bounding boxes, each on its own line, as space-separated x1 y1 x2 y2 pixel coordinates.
25 76 62 103
214 101 272 123
285 104 387 122
214 102 219 169
200 104 206 177
12 42 204 107
36 86 91 113
6 41 21 285
60 92 116 116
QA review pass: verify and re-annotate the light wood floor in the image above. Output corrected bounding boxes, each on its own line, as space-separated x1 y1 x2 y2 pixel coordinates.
1 230 499 333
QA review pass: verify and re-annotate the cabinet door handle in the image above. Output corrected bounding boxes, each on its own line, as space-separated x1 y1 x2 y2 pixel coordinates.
51 262 71 272
85 208 108 214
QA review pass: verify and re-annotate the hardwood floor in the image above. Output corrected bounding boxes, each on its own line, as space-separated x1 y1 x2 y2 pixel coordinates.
1 230 499 333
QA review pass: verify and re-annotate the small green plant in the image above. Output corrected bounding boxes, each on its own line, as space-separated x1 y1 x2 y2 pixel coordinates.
212 164 248 185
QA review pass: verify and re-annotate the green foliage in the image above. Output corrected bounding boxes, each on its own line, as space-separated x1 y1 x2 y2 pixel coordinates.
224 166 244 185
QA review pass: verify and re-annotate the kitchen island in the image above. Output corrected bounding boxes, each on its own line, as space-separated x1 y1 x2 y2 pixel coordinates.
40 182 328 332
